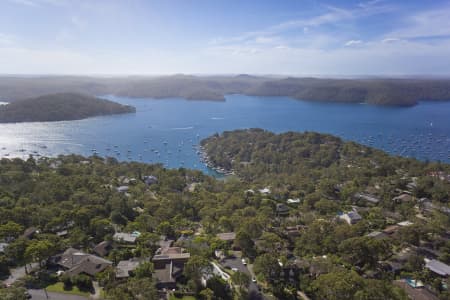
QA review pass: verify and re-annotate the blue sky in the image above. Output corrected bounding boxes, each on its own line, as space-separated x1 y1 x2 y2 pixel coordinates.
1 0 450 75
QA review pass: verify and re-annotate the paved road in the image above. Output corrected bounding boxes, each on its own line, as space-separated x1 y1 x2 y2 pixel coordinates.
28 289 89 300
3 263 39 286
221 257 265 300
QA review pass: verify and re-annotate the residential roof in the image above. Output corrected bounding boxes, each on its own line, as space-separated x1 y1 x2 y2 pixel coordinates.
0 243 9 253
397 221 414 227
113 232 140 243
425 259 450 277
57 248 112 277
287 198 301 204
276 203 289 213
366 231 387 239
383 225 400 234
355 193 380 204
153 252 191 261
93 241 112 257
56 230 68 237
155 264 173 283
116 258 145 278
143 175 158 185
117 186 129 192
154 262 176 284
22 227 38 239
259 187 271 194
158 237 174 252
216 232 236 241
393 194 413 202
347 211 362 221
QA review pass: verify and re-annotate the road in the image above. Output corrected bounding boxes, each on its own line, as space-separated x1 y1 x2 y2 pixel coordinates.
28 289 89 300
221 256 265 300
3 263 39 286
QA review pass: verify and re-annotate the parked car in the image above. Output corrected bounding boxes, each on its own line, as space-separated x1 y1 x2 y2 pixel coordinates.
241 258 247 265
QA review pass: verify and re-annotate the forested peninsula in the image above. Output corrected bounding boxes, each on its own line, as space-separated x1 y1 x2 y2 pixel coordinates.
0 93 135 123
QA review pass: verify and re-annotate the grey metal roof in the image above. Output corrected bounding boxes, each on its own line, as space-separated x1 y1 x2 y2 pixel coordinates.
425 259 450 276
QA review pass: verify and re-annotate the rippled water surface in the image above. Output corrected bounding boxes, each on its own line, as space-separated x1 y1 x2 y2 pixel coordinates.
0 95 449 175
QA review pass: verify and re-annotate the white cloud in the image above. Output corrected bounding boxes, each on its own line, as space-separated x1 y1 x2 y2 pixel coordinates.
387 5 450 40
0 33 16 46
7 0 37 6
382 38 401 43
7 0 67 7
209 1 394 50
344 40 363 46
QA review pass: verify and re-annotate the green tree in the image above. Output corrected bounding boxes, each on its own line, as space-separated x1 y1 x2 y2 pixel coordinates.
0 286 28 300
311 270 364 300
134 261 154 278
184 255 212 293
253 253 281 281
24 239 55 268
234 230 256 259
231 271 250 296
0 221 24 241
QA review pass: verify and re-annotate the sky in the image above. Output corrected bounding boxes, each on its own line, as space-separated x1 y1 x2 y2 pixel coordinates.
1 0 450 76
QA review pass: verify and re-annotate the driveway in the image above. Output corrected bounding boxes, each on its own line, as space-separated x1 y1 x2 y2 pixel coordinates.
221 257 265 300
3 263 39 286
28 289 89 300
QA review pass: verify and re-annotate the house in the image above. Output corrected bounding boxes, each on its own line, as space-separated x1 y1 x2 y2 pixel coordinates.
214 250 225 260
0 242 8 253
117 186 129 193
244 189 255 195
22 227 38 239
366 231 388 240
383 248 415 274
425 259 450 277
393 193 413 203
143 175 158 186
259 187 271 195
116 258 147 279
93 241 113 257
339 211 362 225
393 279 439 300
157 236 174 254
56 230 68 238
113 232 140 244
276 203 289 216
153 247 190 289
216 232 236 242
397 221 414 227
56 248 112 277
285 225 306 238
354 193 380 204
287 198 301 204
120 177 137 185
383 225 400 235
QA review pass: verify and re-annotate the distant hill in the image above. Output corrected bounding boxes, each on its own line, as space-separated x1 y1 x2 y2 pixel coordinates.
1 75 450 106
0 93 136 123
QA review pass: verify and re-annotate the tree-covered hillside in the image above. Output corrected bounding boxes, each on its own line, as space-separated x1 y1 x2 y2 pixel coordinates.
0 131 449 299
201 129 450 209
0 93 135 123
1 75 450 106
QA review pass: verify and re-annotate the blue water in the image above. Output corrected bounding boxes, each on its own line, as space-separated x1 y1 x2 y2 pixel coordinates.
0 94 449 176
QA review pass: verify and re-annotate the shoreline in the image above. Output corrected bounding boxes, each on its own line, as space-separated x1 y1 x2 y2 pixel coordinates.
197 145 235 176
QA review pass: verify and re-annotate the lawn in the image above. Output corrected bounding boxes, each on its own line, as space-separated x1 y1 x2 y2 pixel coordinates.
46 282 91 297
